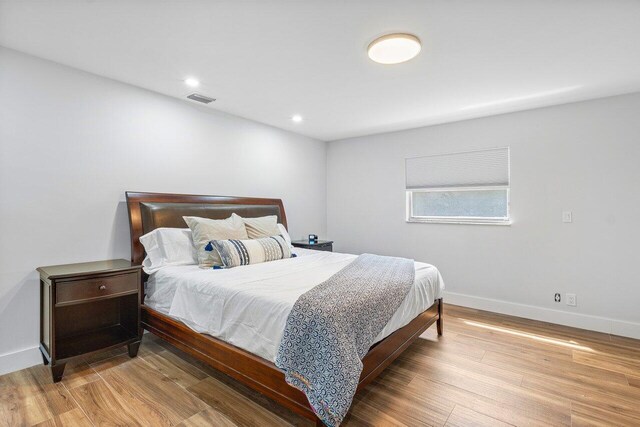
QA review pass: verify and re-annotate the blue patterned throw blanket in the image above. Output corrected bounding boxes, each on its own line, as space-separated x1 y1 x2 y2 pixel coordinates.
275 253 415 426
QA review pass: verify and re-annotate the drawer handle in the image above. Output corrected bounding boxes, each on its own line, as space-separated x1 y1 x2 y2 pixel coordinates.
98 284 107 291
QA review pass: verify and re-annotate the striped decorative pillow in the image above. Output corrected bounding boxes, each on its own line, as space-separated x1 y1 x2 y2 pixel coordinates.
206 235 293 268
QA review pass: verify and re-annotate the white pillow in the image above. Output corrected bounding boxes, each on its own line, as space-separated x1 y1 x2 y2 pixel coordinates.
140 228 197 274
210 235 293 268
183 215 248 268
277 223 293 249
238 214 280 239
236 214 292 249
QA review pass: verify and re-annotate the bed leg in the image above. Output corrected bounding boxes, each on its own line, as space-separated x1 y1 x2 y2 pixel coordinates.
436 298 443 336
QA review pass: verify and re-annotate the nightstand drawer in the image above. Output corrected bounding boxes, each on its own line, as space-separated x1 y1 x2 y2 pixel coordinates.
310 243 332 252
291 240 334 252
56 272 138 305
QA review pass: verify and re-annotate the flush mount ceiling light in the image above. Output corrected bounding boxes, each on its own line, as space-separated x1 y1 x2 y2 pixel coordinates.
367 33 421 64
291 114 303 123
184 77 200 87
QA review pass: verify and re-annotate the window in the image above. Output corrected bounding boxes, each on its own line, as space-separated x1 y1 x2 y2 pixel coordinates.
406 147 510 224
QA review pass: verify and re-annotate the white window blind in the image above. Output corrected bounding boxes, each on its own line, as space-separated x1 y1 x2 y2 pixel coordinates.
405 147 510 224
405 147 510 189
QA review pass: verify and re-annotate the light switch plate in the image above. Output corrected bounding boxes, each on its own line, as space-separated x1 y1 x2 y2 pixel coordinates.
562 211 573 223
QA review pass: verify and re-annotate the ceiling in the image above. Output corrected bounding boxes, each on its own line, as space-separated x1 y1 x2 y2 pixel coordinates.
1 0 640 141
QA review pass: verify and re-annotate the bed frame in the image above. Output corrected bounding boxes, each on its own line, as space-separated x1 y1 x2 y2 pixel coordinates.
126 191 443 425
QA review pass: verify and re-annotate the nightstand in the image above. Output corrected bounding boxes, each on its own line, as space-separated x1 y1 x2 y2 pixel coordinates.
291 240 333 252
36 259 143 382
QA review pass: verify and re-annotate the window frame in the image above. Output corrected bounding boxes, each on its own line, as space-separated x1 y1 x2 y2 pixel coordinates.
406 185 511 225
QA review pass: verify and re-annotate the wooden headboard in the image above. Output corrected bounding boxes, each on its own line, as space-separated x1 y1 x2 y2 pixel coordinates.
125 191 288 265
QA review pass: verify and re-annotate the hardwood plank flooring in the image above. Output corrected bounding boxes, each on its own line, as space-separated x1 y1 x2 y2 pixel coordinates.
444 405 511 427
176 407 239 427
68 381 141 426
1 304 639 426
32 408 92 427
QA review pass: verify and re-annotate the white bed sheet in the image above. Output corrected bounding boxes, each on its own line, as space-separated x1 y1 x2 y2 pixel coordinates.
145 248 444 362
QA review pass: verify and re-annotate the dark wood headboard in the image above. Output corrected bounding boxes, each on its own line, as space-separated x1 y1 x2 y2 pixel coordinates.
125 191 288 265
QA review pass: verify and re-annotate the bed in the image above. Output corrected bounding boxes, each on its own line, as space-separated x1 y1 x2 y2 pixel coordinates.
126 191 444 426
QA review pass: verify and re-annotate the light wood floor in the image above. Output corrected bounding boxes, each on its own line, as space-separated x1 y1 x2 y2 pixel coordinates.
2 304 639 426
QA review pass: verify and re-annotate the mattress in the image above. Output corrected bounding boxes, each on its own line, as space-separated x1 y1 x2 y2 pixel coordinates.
145 248 445 362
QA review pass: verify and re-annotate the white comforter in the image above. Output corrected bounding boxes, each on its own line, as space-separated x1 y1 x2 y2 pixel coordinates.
145 248 444 362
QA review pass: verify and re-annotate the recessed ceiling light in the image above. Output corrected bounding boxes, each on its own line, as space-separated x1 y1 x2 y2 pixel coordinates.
184 77 200 87
368 33 421 65
291 115 303 123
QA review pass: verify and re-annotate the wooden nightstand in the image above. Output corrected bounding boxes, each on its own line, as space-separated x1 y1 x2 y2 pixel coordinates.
37 259 143 382
291 240 334 252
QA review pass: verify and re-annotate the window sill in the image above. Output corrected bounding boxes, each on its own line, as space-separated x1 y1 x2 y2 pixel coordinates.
406 217 512 226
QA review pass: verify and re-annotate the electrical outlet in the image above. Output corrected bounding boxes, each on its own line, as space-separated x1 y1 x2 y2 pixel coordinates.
554 293 561 302
566 293 577 307
562 211 573 223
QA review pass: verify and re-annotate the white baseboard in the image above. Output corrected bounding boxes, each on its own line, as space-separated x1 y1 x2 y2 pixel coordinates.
444 291 640 340
1 332 148 377
0 346 43 376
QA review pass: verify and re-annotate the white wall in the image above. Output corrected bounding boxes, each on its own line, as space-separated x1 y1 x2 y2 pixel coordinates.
328 93 640 338
0 47 327 374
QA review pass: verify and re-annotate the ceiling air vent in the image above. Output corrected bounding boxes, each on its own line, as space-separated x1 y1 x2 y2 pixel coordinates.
187 93 216 104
